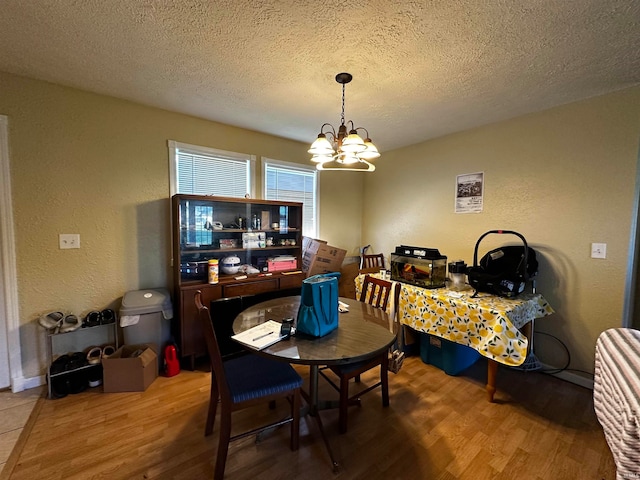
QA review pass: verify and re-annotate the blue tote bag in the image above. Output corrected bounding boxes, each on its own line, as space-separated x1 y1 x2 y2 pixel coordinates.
296 272 341 337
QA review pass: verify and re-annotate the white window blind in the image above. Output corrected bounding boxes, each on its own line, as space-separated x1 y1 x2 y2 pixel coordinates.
263 159 318 237
169 141 254 197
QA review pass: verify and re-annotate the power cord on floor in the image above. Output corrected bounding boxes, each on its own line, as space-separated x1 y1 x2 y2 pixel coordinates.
532 330 596 380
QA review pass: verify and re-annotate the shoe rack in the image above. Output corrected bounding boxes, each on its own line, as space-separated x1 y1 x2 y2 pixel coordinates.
46 322 119 399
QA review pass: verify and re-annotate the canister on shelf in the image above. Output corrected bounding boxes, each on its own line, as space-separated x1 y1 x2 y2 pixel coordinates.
208 259 219 284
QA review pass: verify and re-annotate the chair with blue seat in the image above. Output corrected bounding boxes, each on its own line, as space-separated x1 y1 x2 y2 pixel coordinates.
195 290 302 480
319 275 398 433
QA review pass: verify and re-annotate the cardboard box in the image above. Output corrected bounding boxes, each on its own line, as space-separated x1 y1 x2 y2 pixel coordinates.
102 343 159 393
302 237 346 277
302 236 327 255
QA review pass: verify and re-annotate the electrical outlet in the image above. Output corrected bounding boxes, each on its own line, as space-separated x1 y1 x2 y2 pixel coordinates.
591 242 606 259
59 234 80 249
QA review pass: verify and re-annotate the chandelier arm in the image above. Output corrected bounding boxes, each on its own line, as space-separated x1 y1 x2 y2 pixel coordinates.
353 126 369 137
319 123 336 137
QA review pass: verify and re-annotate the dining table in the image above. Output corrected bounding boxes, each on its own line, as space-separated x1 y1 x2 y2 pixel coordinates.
232 295 397 469
355 273 555 401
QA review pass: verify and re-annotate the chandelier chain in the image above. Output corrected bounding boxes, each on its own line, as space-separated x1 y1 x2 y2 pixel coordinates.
340 83 346 126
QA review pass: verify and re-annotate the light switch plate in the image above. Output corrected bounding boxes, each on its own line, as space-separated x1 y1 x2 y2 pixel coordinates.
59 234 80 249
591 243 606 259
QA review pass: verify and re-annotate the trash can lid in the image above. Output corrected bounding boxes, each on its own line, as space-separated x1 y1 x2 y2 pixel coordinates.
120 288 173 319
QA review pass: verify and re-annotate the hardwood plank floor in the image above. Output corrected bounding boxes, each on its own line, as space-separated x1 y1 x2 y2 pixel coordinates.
3 356 616 480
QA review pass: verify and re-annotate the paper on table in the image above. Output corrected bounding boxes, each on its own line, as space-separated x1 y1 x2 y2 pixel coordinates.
231 320 285 350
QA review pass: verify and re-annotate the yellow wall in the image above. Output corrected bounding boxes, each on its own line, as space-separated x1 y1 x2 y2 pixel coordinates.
0 71 363 378
3 69 639 381
364 87 640 376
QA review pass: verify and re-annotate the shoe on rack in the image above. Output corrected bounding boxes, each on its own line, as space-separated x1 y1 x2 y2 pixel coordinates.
38 311 65 331
87 367 103 388
100 309 116 325
66 352 89 394
50 376 70 399
83 311 101 328
49 354 72 399
49 354 72 375
59 314 82 333
67 351 89 370
86 347 102 365
101 345 116 359
67 369 89 394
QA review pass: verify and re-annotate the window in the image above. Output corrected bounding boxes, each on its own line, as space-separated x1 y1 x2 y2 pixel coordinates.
168 140 256 197
262 158 318 237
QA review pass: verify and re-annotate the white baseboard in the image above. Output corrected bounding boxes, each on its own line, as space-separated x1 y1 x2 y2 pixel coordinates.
12 374 45 393
539 362 594 390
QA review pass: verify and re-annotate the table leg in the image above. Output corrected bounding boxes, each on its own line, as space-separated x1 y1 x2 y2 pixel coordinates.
486 359 498 402
307 365 339 470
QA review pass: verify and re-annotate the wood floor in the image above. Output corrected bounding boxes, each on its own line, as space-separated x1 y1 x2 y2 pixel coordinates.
3 356 616 480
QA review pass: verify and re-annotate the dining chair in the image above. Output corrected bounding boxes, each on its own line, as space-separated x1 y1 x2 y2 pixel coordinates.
319 275 398 433
195 291 302 480
360 253 385 271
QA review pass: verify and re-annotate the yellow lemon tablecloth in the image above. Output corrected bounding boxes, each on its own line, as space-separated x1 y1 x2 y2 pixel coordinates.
355 274 554 367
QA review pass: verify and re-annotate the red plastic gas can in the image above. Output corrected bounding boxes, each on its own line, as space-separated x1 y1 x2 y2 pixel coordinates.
164 344 180 377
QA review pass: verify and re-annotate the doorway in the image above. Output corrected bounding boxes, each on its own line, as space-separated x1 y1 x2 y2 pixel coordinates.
0 114 22 391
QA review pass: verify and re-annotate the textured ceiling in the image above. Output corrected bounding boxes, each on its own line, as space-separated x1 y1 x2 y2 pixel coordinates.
0 1 639 152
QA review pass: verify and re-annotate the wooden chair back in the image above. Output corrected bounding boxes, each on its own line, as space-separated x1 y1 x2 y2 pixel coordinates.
195 290 230 403
359 275 394 311
360 253 385 270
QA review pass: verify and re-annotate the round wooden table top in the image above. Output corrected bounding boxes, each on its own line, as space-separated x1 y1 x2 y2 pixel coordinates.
233 296 397 366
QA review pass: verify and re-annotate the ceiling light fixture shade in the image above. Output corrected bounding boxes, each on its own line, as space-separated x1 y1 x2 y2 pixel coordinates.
310 73 379 172
308 133 335 155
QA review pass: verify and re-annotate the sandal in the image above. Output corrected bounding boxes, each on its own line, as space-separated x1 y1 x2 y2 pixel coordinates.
38 311 65 331
86 347 103 365
59 314 82 333
100 309 116 325
101 345 116 359
83 311 101 328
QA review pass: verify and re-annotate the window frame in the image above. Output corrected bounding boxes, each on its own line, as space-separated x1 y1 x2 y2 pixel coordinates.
168 140 257 198
261 157 319 238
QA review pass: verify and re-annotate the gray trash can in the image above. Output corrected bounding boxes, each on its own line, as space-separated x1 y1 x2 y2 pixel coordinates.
120 288 173 351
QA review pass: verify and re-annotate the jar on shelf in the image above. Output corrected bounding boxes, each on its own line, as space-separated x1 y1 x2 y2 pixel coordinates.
208 259 219 284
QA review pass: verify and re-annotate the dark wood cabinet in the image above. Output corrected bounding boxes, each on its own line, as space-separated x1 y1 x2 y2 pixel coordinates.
171 194 304 367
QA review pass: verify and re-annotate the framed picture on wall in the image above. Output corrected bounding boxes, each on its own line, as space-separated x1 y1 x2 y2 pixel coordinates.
455 172 484 213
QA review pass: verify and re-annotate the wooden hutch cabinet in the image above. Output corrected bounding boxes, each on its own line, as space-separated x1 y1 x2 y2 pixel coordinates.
171 194 304 367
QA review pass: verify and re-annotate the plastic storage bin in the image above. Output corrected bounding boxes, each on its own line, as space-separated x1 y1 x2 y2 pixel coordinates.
420 333 480 376
120 288 173 351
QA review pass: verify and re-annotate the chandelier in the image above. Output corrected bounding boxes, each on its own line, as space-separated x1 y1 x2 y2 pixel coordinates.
308 73 380 172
